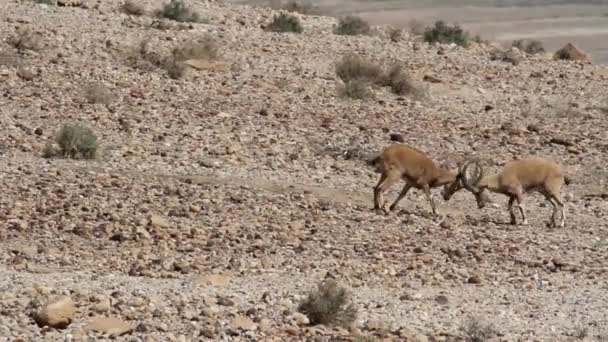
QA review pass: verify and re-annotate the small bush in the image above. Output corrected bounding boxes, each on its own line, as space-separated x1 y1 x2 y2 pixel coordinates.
83 82 113 105
53 122 98 160
382 63 423 97
460 318 497 342
423 20 469 46
266 13 303 33
388 28 402 43
158 0 200 23
279 0 318 14
122 0 145 15
338 79 373 99
162 35 219 79
34 0 54 5
335 54 383 83
511 39 545 55
298 279 358 327
334 15 370 36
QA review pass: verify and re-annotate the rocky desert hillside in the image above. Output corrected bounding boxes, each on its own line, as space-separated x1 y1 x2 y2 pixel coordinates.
1 0 608 341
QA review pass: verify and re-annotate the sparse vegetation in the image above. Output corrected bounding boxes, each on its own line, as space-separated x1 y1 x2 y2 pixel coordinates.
33 0 55 5
275 0 318 14
423 20 469 46
82 82 113 105
335 54 383 84
46 122 98 160
460 318 497 342
157 0 201 23
297 279 358 327
334 15 370 36
388 28 402 42
512 39 545 54
338 79 373 100
162 36 219 79
335 54 424 99
266 13 303 33
121 0 146 16
381 63 420 97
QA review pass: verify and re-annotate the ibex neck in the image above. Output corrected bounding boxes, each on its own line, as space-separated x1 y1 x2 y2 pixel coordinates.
480 175 501 193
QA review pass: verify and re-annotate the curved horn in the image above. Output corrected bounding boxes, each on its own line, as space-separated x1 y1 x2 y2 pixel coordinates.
460 159 482 193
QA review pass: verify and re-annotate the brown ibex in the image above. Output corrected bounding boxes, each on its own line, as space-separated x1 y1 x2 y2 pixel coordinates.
369 143 460 216
442 158 569 227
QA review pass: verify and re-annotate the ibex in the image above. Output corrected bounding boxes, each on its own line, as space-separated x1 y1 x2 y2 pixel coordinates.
369 143 459 216
442 157 569 227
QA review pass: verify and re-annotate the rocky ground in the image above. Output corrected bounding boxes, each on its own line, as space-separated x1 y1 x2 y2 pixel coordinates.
1 0 608 340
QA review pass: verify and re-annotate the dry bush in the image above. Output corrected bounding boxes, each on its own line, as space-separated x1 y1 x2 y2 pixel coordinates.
382 63 424 97
266 13 303 33
276 0 319 14
388 28 403 42
338 79 373 100
0 48 21 67
45 122 98 160
512 39 545 55
163 35 219 79
297 279 358 327
9 29 44 52
121 0 146 15
460 318 497 342
335 54 383 84
157 0 201 23
82 82 113 105
334 15 370 36
423 20 469 46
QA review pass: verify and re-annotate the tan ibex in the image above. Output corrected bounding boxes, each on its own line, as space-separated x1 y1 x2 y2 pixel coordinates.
369 143 460 216
442 157 569 227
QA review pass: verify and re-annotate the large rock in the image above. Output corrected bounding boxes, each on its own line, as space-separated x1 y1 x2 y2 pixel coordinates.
553 43 591 62
33 296 77 329
85 316 134 336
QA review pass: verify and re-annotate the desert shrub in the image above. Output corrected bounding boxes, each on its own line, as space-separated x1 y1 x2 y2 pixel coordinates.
162 36 219 79
381 63 424 97
279 0 318 14
511 39 545 55
423 20 469 46
122 0 145 15
460 318 497 342
388 28 402 42
335 54 383 83
158 0 200 23
334 15 370 36
83 82 113 105
266 13 303 33
338 79 373 99
298 279 358 327
34 0 54 4
51 122 98 159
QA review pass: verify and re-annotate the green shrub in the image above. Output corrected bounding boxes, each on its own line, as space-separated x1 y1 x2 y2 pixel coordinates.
54 122 98 159
334 15 370 36
423 20 469 46
298 279 358 327
158 0 200 23
266 13 303 33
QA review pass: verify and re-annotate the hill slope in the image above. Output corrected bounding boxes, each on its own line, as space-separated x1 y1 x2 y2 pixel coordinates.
1 0 608 340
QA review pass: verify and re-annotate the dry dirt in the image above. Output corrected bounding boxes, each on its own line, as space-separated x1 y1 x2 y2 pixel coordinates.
1 0 608 341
